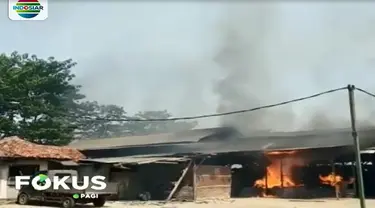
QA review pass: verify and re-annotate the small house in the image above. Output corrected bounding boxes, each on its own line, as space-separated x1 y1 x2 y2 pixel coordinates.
0 136 85 199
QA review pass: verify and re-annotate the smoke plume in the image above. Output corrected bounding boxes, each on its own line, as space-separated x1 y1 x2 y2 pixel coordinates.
213 3 375 134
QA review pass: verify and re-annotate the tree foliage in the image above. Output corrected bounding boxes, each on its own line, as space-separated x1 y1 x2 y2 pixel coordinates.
0 52 197 144
72 102 197 139
71 101 130 139
127 110 197 136
0 52 84 144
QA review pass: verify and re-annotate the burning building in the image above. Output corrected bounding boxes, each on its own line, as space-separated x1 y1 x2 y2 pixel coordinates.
70 127 375 200
224 146 371 199
248 149 353 198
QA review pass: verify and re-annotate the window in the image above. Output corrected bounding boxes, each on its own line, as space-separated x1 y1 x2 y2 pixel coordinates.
8 165 40 186
54 173 72 179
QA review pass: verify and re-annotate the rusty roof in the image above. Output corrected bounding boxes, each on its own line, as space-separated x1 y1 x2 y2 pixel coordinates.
0 150 7 157
0 136 85 161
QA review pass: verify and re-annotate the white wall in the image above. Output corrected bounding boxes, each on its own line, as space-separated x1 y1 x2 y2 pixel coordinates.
0 159 48 199
0 162 8 199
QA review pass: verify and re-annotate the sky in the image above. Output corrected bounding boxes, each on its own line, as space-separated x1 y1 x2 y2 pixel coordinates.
1 1 375 130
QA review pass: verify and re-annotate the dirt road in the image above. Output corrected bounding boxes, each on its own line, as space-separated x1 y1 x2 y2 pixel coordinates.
1 198 374 208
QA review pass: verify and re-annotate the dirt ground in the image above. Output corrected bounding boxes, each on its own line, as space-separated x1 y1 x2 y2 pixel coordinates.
1 198 375 208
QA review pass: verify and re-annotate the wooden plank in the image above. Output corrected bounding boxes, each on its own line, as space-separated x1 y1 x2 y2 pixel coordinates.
196 185 231 189
197 174 231 178
193 157 207 201
195 165 230 175
166 160 193 201
153 161 179 164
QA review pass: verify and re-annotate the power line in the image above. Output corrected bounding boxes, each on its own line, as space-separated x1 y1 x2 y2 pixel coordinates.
356 87 375 98
75 86 347 122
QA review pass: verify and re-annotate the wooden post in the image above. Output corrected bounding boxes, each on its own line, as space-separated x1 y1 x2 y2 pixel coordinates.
166 160 193 201
332 160 339 200
352 161 357 197
265 163 268 194
280 158 284 189
193 159 197 201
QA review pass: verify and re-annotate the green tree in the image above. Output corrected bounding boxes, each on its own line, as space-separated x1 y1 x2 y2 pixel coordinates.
73 106 198 139
72 101 132 139
0 52 84 145
0 51 198 143
126 110 198 136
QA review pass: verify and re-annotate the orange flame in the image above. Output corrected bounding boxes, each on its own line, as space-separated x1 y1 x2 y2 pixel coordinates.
266 150 297 156
254 163 296 188
254 151 304 192
319 173 343 186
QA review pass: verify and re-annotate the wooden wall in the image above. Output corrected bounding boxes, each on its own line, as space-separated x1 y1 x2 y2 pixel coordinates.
107 163 232 201
195 165 231 200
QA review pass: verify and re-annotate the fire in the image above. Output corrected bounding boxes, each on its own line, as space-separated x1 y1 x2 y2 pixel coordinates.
319 173 343 186
253 150 353 198
266 150 297 156
254 151 304 190
254 162 296 188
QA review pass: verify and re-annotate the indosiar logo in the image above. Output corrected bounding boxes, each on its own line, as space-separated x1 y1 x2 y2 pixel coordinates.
8 0 48 21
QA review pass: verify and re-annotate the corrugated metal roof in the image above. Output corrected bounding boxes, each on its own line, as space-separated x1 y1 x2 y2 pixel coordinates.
80 156 190 164
244 127 374 138
69 127 233 150
361 149 375 154
54 160 79 166
71 127 375 158
361 146 375 154
106 127 375 156
179 128 375 154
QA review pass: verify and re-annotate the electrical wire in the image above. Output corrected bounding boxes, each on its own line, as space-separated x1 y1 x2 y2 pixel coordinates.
75 86 348 122
356 87 375 98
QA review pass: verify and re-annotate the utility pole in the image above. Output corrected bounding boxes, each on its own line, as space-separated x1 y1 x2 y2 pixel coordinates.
348 84 366 208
